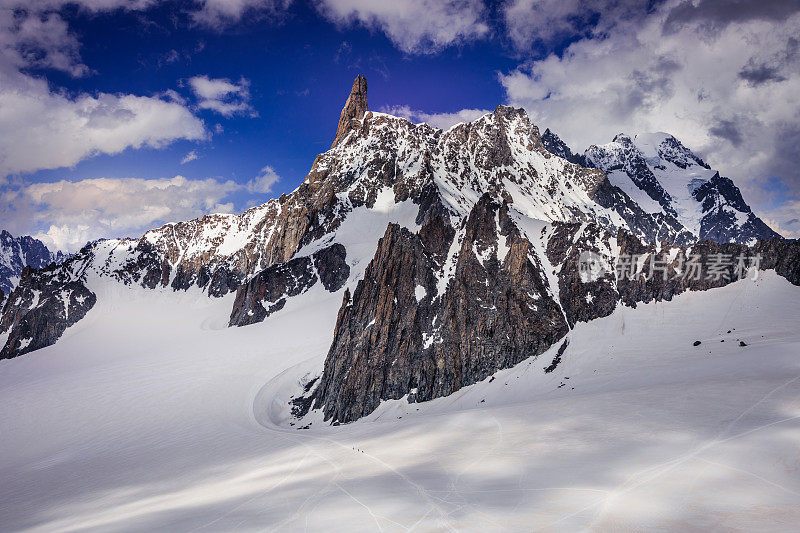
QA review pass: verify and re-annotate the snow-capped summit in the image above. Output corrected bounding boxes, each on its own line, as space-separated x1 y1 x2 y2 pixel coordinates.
584 132 778 245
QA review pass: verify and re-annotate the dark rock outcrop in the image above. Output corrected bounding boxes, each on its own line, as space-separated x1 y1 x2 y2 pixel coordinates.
306 195 569 423
546 223 619 327
694 174 780 243
306 213 800 423
754 237 800 285
541 128 588 166
229 244 349 327
0 263 96 359
0 230 67 294
331 75 368 148
549 223 795 326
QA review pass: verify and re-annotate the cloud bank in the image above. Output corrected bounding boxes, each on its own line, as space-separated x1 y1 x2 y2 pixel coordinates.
2 167 281 252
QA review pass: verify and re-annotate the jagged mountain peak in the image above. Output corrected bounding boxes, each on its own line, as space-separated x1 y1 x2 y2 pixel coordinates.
595 132 710 172
611 132 633 144
331 74 368 148
584 129 778 244
541 128 587 166
312 99 615 231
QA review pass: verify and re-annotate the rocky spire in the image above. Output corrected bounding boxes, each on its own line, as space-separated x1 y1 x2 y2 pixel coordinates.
331 75 367 148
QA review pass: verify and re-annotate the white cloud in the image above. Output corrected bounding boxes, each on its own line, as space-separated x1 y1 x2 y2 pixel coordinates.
190 0 291 28
503 0 645 51
0 0 158 78
0 8 89 77
763 216 800 239
314 0 489 54
499 0 800 229
382 104 491 129
181 150 199 164
0 2 209 177
246 165 280 194
0 68 207 176
2 175 242 252
188 75 255 117
34 224 92 253
1 165 282 251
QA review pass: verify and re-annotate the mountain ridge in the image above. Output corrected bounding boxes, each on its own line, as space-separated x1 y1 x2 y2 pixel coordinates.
1 77 796 426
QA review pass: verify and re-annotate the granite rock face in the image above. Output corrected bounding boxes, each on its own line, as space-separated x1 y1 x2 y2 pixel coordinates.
304 213 800 423
331 75 367 148
229 243 349 327
0 261 96 360
307 195 569 423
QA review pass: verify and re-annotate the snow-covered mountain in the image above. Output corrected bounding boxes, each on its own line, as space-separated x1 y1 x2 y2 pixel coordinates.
0 75 795 409
0 80 637 359
0 230 66 296
541 128 779 246
584 132 778 245
3 75 800 530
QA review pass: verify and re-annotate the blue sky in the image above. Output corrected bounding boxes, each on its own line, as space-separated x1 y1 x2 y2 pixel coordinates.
36 1 514 193
1 0 799 250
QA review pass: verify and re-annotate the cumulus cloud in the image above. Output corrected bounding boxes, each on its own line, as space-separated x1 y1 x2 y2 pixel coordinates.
188 75 255 117
0 69 207 176
314 0 489 54
503 0 647 51
246 165 280 194
0 8 89 76
382 104 491 130
0 1 209 177
499 0 800 229
0 173 284 252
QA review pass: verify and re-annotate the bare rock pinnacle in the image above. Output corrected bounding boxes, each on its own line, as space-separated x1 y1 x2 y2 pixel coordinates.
331 75 367 147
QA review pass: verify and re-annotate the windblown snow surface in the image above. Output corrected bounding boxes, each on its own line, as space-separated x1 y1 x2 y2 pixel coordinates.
2 207 800 530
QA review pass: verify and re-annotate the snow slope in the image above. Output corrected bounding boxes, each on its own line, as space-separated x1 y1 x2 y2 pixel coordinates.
2 270 799 531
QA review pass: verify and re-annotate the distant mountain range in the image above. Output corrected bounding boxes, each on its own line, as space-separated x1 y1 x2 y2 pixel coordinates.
2 76 797 425
542 129 779 245
0 231 66 295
